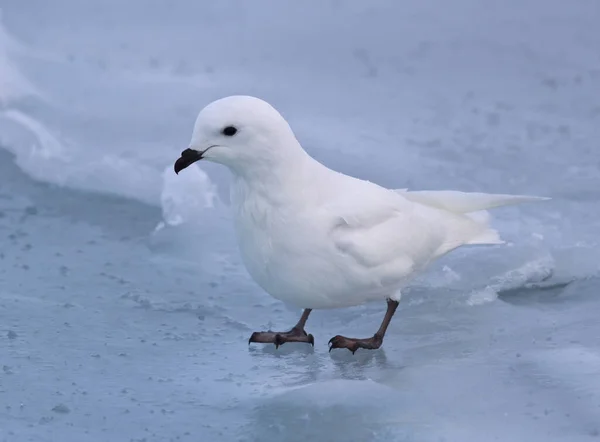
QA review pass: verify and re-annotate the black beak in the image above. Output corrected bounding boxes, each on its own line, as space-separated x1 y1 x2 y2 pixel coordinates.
174 148 203 174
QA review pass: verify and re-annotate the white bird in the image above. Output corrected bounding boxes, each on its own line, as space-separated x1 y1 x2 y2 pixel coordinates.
174 95 548 353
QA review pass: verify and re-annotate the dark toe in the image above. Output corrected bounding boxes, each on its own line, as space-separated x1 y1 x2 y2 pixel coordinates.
248 332 260 344
328 335 342 350
328 335 358 353
248 330 314 347
274 334 285 349
328 335 384 353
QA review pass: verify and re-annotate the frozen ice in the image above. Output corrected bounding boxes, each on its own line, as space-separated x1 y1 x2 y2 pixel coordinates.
1 1 599 441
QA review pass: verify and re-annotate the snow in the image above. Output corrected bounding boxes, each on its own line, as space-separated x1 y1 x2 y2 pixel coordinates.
0 0 599 440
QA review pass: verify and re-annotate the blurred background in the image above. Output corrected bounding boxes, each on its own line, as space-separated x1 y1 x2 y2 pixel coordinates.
0 1 599 441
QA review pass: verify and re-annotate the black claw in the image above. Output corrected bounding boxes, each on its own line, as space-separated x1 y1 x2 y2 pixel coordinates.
274 334 284 349
248 332 257 345
327 336 363 354
328 337 336 352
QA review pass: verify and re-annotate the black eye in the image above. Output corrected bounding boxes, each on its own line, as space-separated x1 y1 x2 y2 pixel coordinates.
222 126 237 136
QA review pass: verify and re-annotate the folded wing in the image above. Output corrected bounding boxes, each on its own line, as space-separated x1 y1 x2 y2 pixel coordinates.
328 186 489 287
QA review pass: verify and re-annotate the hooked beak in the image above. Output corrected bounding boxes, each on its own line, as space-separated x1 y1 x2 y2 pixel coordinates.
174 146 214 174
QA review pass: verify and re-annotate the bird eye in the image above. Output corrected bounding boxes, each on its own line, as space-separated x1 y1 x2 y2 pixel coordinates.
222 126 238 136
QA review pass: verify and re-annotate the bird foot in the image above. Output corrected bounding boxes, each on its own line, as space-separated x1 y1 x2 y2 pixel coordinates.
248 326 314 349
328 334 383 354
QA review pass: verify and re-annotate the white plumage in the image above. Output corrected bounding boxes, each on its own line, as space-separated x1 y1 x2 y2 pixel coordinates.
175 95 548 350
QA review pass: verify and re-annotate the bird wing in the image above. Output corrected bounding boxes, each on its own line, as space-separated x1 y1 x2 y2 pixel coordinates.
326 183 452 285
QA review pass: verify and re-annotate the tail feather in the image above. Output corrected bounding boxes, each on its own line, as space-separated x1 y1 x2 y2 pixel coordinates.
397 189 550 252
396 189 549 214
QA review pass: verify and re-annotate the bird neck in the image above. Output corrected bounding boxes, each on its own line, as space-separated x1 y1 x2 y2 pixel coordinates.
230 143 320 206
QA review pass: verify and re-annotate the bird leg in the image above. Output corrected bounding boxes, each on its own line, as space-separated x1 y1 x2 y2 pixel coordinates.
249 309 314 348
328 298 399 354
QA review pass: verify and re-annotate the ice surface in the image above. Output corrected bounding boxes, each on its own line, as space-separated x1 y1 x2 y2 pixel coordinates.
1 1 600 441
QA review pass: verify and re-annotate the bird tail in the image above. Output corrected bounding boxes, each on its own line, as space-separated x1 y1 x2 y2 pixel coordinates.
395 189 549 214
396 189 549 249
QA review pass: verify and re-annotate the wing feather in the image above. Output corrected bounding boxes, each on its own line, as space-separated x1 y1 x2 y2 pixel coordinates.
326 187 445 283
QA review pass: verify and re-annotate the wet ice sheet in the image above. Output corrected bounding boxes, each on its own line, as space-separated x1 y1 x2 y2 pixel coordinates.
1 150 600 441
1 0 600 440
